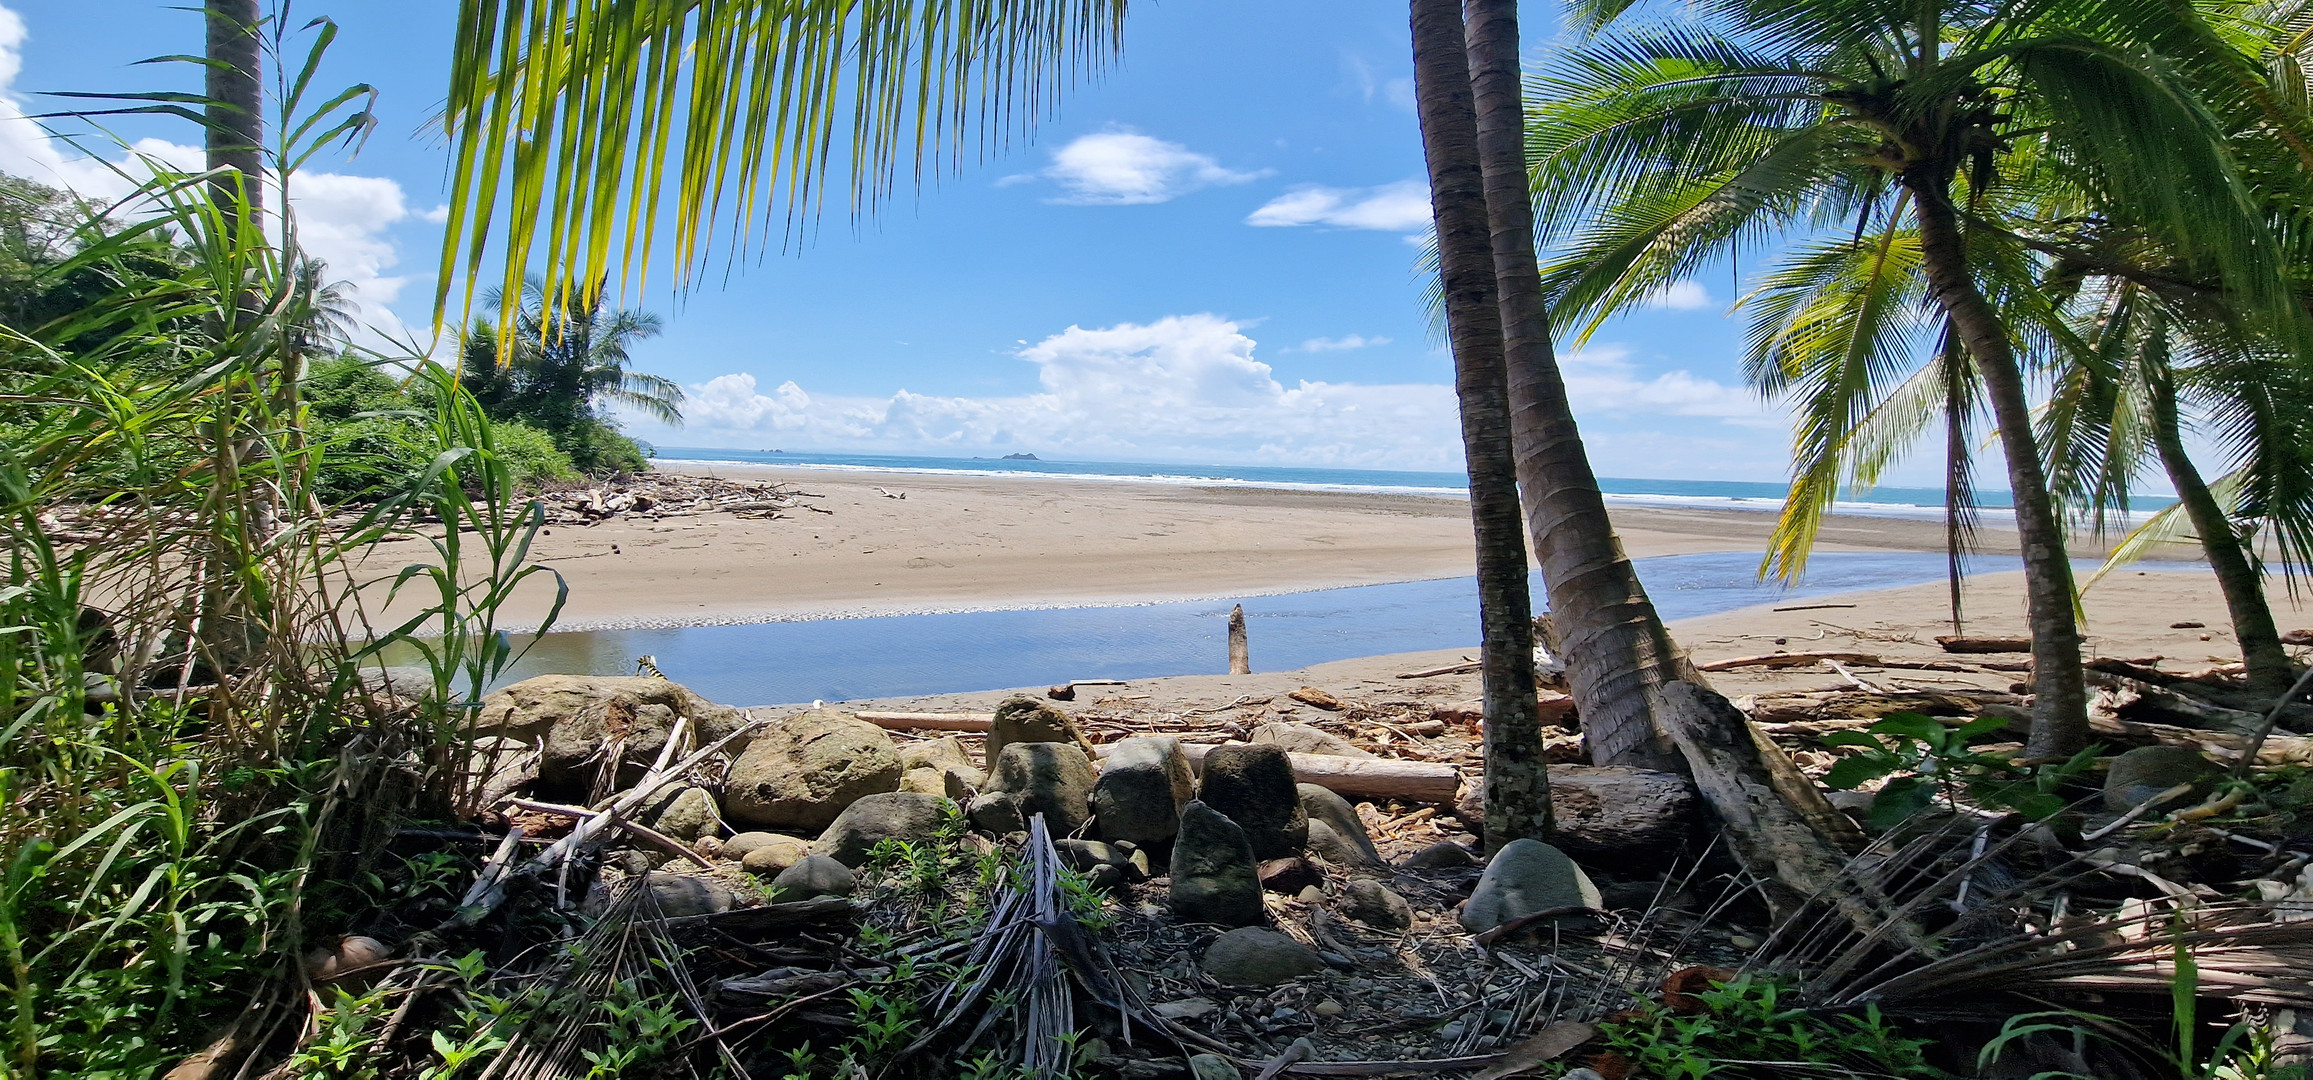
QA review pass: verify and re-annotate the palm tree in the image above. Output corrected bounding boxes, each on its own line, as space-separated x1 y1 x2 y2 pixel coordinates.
460 279 683 472
1525 0 2294 758
434 1 1128 333
204 0 262 221
1408 0 1550 848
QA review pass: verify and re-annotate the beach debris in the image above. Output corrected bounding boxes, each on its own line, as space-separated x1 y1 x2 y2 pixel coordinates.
532 473 829 524
1397 659 1482 678
1299 783 1387 868
634 653 666 678
1201 927 1321 986
873 486 907 499
1698 650 1883 671
988 741 1097 835
1096 739 1463 803
1090 735 1196 847
1172 800 1265 926
723 708 903 831
1458 839 1602 937
1198 745 1310 860
1288 686 1348 711
1936 634 2034 653
1229 603 1252 675
1046 683 1075 700
814 792 959 867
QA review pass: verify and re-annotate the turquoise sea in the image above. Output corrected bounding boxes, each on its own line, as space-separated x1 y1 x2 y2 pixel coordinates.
648 446 2180 523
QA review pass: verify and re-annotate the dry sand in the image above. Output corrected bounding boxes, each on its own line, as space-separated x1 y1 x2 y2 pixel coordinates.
390 461 2149 631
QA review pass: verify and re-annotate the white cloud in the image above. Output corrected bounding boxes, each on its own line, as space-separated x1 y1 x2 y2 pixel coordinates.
1293 333 1391 353
1643 280 1715 311
646 314 1468 469
632 317 1782 471
1559 346 1776 426
1343 55 1416 112
0 4 423 344
1021 129 1263 205
1246 180 1431 232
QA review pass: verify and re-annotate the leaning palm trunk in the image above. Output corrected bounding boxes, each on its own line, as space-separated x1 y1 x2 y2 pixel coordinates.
1460 0 1689 774
1410 0 1549 849
1910 184 2090 757
2147 365 2295 694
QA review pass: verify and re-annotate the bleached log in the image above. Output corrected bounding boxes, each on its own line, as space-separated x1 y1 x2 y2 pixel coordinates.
855 710 995 732
1228 603 1251 675
1698 651 1882 672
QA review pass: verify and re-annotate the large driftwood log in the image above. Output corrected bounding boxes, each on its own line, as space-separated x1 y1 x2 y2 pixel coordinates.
1740 690 1985 727
1545 765 1696 858
2091 675 2263 734
1936 635 2032 654
1228 603 1251 675
1099 742 1460 803
855 710 995 732
1698 651 1882 672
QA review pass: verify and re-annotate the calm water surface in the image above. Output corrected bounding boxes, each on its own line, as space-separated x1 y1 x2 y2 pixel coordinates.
442 551 2049 707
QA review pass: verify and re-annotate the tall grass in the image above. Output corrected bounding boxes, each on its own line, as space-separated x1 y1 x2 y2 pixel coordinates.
0 13 566 1075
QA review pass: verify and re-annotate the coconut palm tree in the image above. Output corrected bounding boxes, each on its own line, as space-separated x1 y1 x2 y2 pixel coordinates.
433 1 1128 333
1408 0 1550 847
460 278 683 473
1524 0 2296 757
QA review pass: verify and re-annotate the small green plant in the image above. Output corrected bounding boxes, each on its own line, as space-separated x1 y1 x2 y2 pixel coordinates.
1822 713 2097 827
1590 975 1940 1079
1980 931 2285 1080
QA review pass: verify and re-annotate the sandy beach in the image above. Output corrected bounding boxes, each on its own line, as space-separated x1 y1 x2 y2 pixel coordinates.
391 461 2175 631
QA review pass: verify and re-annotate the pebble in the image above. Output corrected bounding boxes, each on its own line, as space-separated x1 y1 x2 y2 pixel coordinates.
1728 934 1758 949
1313 1000 1346 1018
1297 885 1324 903
1439 1019 1467 1041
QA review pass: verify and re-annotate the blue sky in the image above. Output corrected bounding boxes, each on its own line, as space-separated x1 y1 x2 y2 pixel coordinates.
0 0 1887 483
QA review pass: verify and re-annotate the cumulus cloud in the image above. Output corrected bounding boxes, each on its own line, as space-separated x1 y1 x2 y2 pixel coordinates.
1293 333 1391 352
1559 346 1776 426
1643 280 1715 311
633 317 1779 470
647 314 1467 469
1246 180 1430 232
0 3 422 342
1012 129 1263 205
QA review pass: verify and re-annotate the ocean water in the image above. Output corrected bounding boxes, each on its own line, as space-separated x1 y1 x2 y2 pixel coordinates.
648 446 2178 525
456 550 2040 707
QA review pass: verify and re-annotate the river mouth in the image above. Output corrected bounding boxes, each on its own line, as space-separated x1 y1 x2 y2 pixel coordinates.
380 551 2039 707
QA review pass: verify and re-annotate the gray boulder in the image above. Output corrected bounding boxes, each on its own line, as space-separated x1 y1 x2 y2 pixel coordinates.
1298 784 1385 867
724 709 903 831
813 792 957 868
1092 736 1196 847
635 874 734 918
899 735 986 798
967 791 1025 834
1056 839 1135 875
772 854 857 899
1340 879 1412 930
1170 800 1264 927
989 742 1096 835
1458 839 1601 936
1188 1054 1242 1080
1200 927 1321 986
723 831 802 861
2104 745 2220 812
1401 842 1477 870
1252 722 1374 759
476 674 748 796
643 786 718 843
1198 745 1308 860
987 697 1083 764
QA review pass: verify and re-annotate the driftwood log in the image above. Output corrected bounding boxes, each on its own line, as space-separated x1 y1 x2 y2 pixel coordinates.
1432 691 1576 726
1698 651 1883 672
1228 603 1251 675
855 710 996 732
2091 675 2264 734
1544 765 1697 858
1937 635 2033 654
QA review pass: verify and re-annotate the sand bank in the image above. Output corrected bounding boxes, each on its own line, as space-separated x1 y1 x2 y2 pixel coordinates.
378 461 2159 631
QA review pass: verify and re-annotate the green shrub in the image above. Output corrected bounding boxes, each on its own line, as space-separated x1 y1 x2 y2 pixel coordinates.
488 419 580 489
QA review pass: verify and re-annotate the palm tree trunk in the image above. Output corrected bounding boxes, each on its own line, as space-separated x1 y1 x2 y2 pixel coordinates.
2146 366 2294 694
1908 179 2089 757
1409 0 1549 849
1458 0 1688 774
204 0 263 221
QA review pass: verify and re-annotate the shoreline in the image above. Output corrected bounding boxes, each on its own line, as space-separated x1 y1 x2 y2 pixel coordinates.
360 461 2191 634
